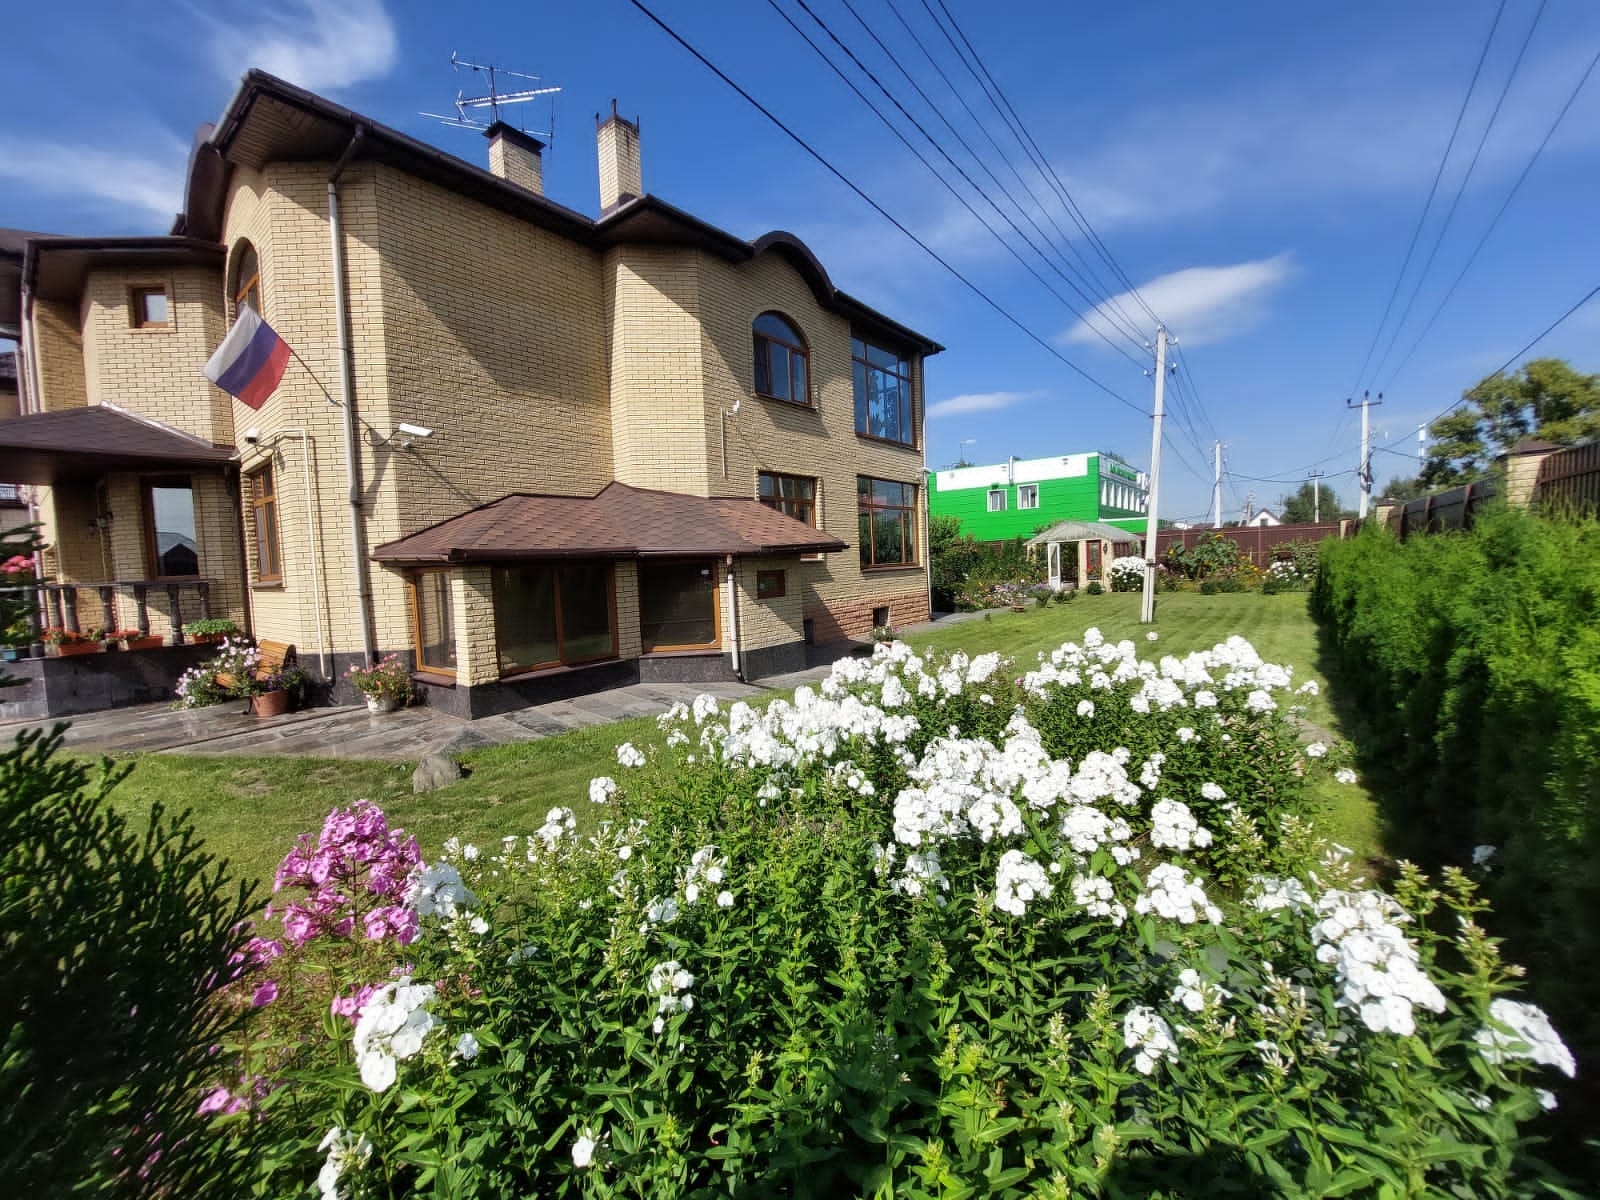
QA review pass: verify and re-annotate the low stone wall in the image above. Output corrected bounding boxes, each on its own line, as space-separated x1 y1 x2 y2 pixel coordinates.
0 644 223 722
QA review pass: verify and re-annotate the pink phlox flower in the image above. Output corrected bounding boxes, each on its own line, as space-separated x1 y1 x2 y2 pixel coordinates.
252 980 279 1007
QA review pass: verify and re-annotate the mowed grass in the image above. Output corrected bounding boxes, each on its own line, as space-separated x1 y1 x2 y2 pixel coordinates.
92 591 1379 897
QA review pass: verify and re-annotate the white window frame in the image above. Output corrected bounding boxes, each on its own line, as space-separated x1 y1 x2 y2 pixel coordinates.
1017 483 1039 510
987 488 1006 512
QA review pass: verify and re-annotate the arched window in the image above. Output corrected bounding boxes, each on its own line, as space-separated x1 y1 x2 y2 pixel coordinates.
752 311 809 406
230 241 262 320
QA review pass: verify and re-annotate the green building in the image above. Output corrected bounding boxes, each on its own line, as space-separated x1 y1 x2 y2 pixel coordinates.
927 451 1149 542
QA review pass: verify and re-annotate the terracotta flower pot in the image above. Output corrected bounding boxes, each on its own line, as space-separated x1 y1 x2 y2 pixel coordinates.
50 641 103 657
252 689 290 718
124 636 164 651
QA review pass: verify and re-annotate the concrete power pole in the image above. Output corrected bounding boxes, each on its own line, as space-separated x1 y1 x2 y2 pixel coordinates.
1140 326 1168 624
1212 441 1223 528
1348 391 1383 519
1308 468 1324 524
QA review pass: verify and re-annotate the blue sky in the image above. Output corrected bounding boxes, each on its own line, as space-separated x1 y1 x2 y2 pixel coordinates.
3 0 1598 519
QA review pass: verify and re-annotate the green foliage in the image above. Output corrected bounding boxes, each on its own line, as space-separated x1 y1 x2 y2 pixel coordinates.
1163 532 1245 581
1423 358 1600 487
181 618 243 639
929 522 1048 612
1280 480 1344 524
1313 506 1600 1149
0 728 257 1195
1085 580 1104 595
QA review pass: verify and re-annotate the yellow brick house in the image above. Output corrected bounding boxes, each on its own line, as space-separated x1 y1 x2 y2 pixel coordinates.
0 72 940 718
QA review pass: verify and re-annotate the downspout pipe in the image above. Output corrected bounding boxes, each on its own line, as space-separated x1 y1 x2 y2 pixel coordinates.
328 128 376 667
724 554 745 682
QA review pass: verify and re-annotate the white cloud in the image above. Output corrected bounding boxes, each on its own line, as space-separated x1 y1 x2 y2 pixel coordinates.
205 0 397 93
927 389 1043 419
0 135 188 227
1064 255 1295 349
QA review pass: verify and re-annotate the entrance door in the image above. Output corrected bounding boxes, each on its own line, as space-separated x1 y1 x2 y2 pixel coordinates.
1047 542 1062 591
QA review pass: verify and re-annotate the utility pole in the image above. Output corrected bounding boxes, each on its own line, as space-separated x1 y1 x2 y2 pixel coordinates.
1417 422 1426 468
1212 441 1223 528
1348 391 1383 519
1308 468 1324 524
1140 326 1168 625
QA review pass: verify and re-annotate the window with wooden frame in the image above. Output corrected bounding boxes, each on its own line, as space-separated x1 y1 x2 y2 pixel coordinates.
411 569 457 675
130 286 170 329
492 562 617 675
231 240 262 319
639 560 720 652
249 465 282 583
857 476 918 569
852 336 914 446
752 312 810 406
143 477 200 579
756 569 786 600
758 471 823 561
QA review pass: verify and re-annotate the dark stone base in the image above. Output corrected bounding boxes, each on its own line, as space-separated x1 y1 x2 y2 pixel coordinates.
0 645 228 722
638 652 738 684
741 640 809 680
418 658 642 720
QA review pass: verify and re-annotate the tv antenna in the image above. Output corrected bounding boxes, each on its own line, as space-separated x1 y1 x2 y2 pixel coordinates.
420 53 560 140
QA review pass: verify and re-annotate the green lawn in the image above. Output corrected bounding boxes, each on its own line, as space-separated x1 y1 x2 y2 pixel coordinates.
95 591 1379 897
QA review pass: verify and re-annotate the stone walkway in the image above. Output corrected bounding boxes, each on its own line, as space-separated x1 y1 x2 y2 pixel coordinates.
4 610 995 763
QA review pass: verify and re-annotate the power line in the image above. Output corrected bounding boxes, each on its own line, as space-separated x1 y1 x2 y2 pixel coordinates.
621 0 1147 414
1349 0 1509 396
1379 43 1600 391
767 0 1147 364
1366 0 1548 385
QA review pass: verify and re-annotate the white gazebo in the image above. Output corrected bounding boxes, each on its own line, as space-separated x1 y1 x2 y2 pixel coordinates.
1026 520 1144 593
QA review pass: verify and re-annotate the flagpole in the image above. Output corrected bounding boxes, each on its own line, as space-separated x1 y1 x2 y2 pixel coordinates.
285 345 340 407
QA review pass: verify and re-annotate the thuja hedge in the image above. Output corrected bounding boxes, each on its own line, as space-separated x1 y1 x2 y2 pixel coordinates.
1313 507 1600 1141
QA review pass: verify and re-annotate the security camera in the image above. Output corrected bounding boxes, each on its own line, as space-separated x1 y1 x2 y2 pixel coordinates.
396 422 433 439
243 427 261 445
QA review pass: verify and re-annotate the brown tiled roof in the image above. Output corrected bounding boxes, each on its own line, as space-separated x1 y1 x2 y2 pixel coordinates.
372 482 848 564
0 404 236 484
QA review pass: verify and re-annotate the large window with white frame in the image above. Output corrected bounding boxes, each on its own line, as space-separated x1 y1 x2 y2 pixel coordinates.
987 489 1006 512
1017 483 1039 510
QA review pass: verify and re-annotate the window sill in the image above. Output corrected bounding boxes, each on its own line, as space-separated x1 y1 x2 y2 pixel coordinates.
250 581 285 591
413 670 456 688
498 656 620 683
854 431 918 451
861 562 923 573
641 647 721 658
755 392 818 412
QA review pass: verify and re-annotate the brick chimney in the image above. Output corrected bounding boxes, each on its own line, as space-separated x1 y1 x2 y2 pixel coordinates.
484 121 544 196
597 100 642 211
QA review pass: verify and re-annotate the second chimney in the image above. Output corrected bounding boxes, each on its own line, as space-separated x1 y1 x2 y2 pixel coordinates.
485 121 544 196
597 100 642 211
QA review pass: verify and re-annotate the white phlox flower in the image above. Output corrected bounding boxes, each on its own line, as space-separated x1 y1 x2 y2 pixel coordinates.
1306 742 1328 759
1472 844 1497 867
1150 798 1214 851
454 1031 480 1062
535 806 578 848
1070 872 1127 925
1249 876 1312 913
1199 782 1226 802
1334 768 1358 785
353 979 437 1092
643 896 681 929
647 960 695 1034
317 1126 375 1200
1076 699 1095 718
1135 863 1222 925
589 776 618 805
993 850 1053 916
894 850 950 902
1309 889 1446 1037
1123 1006 1178 1075
1170 966 1229 1013
1474 999 1575 1077
616 742 647 768
408 863 477 920
1245 690 1277 713
572 1126 602 1168
1176 726 1196 744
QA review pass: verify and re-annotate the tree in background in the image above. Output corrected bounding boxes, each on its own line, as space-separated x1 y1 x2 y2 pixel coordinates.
1278 480 1344 524
1422 358 1600 488
1378 475 1429 502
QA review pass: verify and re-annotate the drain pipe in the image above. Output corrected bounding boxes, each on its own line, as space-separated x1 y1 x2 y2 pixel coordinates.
328 129 376 667
724 554 745 681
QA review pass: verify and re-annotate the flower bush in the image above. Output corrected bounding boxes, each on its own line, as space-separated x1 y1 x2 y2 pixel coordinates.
201 629 1580 1197
1107 554 1145 591
173 638 261 708
346 654 412 704
42 626 103 647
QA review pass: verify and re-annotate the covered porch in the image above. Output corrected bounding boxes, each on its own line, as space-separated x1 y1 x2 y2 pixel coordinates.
1026 520 1144 593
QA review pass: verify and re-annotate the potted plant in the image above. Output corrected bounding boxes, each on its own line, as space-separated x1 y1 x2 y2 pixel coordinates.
256 664 311 716
347 654 412 713
1 618 32 662
43 627 105 658
182 617 242 646
116 628 164 651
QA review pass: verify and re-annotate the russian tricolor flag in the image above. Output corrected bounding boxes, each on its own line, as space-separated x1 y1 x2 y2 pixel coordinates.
202 306 291 410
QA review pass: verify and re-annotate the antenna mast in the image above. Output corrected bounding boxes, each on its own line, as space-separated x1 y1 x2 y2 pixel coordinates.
420 53 561 139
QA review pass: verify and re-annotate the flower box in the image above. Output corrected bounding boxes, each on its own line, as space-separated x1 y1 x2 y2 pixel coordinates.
124 636 164 651
50 641 104 658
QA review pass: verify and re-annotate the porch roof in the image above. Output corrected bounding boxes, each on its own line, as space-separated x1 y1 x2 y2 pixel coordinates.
371 482 848 564
1025 520 1143 548
0 404 236 483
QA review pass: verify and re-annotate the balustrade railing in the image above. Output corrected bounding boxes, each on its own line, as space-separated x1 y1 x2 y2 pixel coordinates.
0 578 217 649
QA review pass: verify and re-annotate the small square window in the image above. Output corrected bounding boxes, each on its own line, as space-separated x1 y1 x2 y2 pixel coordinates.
1018 484 1039 510
756 569 786 599
131 287 170 329
987 489 1006 513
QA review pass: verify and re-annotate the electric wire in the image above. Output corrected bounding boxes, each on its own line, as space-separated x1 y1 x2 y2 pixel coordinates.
621 0 1148 414
1348 0 1509 397
1366 0 1548 386
1379 43 1600 392
768 0 1148 365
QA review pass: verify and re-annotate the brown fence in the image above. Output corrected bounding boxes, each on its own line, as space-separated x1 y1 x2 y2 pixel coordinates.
1382 478 1498 539
1154 522 1343 565
1533 442 1600 515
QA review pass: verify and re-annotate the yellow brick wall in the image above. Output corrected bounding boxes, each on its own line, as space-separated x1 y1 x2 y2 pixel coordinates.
79 267 233 442
614 560 644 660
697 249 930 640
33 300 88 411
605 247 713 494
732 556 806 651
